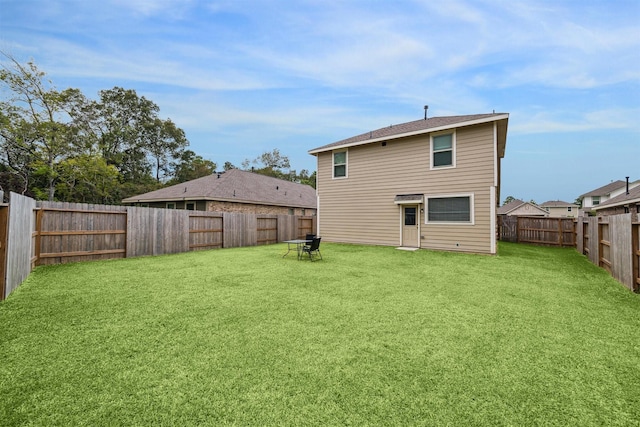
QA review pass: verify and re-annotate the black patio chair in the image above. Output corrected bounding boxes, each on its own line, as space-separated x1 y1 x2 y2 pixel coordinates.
302 237 322 261
305 233 316 241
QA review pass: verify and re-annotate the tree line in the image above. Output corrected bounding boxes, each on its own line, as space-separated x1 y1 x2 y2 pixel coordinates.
0 54 315 204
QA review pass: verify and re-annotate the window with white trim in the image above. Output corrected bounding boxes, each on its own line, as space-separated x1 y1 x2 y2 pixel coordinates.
426 194 473 224
430 131 455 169
333 150 347 178
166 202 176 209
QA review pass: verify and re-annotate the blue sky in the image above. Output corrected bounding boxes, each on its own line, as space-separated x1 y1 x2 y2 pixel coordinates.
1 0 638 203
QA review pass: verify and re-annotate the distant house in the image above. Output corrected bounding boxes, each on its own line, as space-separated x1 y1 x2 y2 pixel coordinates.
539 200 580 218
592 185 640 216
122 169 317 216
497 199 548 217
579 180 640 214
308 113 509 254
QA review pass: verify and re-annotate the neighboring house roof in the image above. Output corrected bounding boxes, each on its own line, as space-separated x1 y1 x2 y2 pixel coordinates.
580 180 626 198
122 169 317 208
540 200 578 208
497 199 526 215
592 185 640 210
308 113 509 156
497 199 548 216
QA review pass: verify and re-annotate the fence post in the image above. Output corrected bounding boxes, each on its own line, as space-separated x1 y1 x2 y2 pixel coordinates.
633 221 639 293
34 207 43 266
558 218 562 246
0 205 8 301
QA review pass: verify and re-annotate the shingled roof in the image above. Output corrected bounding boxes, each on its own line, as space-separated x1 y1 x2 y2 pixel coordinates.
593 185 640 210
497 199 526 215
580 180 626 198
122 169 317 208
309 113 508 154
539 200 578 208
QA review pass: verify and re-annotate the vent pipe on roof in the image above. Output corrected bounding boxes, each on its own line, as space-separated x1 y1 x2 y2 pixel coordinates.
626 176 630 195
424 105 429 120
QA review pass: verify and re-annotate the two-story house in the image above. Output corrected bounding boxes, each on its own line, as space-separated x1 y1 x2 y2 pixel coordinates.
579 180 640 214
308 113 509 254
539 200 580 218
592 183 640 216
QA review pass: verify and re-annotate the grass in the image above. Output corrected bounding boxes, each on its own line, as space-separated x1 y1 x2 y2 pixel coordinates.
1 242 639 426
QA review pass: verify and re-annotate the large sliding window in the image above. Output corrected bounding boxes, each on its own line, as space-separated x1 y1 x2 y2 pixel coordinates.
426 194 474 224
333 150 347 178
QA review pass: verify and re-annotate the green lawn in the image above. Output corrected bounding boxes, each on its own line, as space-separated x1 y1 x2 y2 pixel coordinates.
1 242 639 426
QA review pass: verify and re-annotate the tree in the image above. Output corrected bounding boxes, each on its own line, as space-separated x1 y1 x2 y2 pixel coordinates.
242 148 291 180
55 155 120 204
237 149 316 188
168 149 216 184
297 169 316 189
503 195 518 205
89 87 157 181
0 104 36 195
0 54 83 200
143 117 188 182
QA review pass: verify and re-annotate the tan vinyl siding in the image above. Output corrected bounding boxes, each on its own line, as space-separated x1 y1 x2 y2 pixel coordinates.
316 122 498 253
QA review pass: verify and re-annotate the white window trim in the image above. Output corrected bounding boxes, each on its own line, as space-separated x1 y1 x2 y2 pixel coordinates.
430 130 456 170
425 193 475 225
332 149 348 179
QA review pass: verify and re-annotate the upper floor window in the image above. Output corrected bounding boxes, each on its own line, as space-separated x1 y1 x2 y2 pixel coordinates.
431 132 455 169
333 150 347 178
592 196 600 205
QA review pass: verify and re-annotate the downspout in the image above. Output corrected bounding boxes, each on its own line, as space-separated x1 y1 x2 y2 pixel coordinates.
491 122 498 254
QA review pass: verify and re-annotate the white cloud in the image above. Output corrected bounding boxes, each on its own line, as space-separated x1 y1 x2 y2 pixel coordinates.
509 108 640 134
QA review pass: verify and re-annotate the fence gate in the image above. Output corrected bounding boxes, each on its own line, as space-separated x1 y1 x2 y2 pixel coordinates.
498 216 518 242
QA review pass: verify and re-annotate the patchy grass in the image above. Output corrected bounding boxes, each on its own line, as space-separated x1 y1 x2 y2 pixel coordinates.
1 242 639 426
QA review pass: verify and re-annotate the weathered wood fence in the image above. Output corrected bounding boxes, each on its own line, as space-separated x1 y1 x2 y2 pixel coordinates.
0 192 316 300
498 216 576 247
576 214 639 292
0 193 36 300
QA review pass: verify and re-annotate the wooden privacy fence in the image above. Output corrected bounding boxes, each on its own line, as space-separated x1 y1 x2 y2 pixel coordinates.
576 214 639 292
1 192 316 300
498 216 576 247
0 193 36 300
